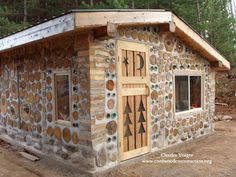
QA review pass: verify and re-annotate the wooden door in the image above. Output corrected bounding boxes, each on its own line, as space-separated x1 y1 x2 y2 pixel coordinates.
117 40 150 161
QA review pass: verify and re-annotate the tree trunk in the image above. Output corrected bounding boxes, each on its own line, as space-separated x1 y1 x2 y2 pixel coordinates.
132 0 135 9
196 0 201 22
23 0 27 24
74 0 78 6
229 0 234 17
195 0 203 36
169 0 172 10
90 0 94 6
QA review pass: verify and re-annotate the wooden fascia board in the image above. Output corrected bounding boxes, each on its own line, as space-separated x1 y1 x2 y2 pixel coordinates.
75 11 172 28
172 14 230 70
0 13 75 53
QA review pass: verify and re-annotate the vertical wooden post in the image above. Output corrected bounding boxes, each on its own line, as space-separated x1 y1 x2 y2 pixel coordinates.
16 65 21 129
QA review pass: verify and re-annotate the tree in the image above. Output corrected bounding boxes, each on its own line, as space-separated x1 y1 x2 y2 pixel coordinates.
0 0 235 63
23 0 27 24
79 0 128 9
0 5 26 36
198 0 236 62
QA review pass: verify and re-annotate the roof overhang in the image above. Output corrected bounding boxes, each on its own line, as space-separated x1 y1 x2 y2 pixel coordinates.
0 10 230 71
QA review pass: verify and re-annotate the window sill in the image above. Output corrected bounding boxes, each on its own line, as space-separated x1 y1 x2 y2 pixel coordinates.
55 120 72 127
175 108 204 117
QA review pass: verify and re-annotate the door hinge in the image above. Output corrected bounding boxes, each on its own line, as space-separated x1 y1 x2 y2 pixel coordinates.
120 141 121 147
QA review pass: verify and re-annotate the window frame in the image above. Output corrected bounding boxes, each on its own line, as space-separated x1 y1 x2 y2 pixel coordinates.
173 70 204 116
52 70 72 126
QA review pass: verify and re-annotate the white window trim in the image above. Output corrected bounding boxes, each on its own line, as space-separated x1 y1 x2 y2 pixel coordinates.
173 70 205 116
52 69 72 126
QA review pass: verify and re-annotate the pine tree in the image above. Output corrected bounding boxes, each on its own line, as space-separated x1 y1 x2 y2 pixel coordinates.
0 0 235 63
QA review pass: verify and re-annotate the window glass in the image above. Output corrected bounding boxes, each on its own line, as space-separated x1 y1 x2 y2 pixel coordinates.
55 75 70 121
175 76 189 112
190 76 201 109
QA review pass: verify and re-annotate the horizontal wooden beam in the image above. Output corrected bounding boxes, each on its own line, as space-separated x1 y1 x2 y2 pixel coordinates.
121 77 148 84
107 22 118 38
169 21 176 32
210 61 223 68
75 11 172 28
93 23 118 39
93 26 107 39
121 87 148 96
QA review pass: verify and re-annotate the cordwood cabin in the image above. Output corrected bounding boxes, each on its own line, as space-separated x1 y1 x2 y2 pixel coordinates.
0 10 230 173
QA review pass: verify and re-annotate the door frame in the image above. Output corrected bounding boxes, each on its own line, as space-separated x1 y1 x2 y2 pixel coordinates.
116 40 151 161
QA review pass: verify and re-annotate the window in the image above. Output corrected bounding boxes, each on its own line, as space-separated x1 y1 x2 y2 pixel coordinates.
175 75 202 113
175 76 189 112
190 76 201 109
54 71 71 123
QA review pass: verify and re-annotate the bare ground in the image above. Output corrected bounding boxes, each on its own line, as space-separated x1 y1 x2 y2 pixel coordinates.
0 140 76 177
0 120 235 177
102 120 236 177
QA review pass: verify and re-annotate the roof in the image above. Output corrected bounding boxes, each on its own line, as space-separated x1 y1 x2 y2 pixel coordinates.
0 9 230 71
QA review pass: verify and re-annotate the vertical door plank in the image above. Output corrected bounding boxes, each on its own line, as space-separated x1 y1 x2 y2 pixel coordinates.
122 50 127 77
127 50 134 88
123 96 128 152
127 50 134 77
142 52 145 90
140 52 146 77
135 95 141 149
134 51 141 77
134 51 141 88
142 95 147 147
127 96 135 151
122 50 127 89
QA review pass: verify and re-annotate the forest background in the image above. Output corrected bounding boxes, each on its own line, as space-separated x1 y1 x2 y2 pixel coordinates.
0 0 235 63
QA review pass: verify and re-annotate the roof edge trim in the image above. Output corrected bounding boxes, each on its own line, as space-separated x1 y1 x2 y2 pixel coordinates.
74 11 172 28
0 13 75 52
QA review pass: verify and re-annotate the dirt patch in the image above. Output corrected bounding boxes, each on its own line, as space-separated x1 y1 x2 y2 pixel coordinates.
0 139 90 177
